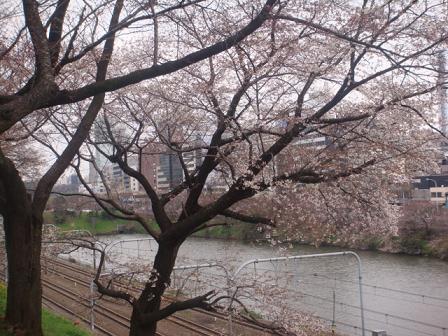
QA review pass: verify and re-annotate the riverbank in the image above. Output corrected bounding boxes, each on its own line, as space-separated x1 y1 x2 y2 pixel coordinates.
45 211 252 238
286 232 448 261
190 223 448 261
379 233 448 260
45 211 152 235
190 221 448 261
45 211 448 260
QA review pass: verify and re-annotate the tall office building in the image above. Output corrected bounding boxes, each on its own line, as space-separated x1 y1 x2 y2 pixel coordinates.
156 147 205 192
88 117 142 195
88 117 113 186
155 129 204 192
156 150 184 191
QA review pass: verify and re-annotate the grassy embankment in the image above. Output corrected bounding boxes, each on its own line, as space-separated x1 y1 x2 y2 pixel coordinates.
0 284 90 336
376 233 448 260
326 231 448 260
44 211 153 235
45 211 448 259
45 211 258 240
192 221 259 240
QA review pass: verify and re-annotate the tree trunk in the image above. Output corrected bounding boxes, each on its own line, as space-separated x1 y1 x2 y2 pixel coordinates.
129 242 180 336
2 190 43 335
129 314 157 336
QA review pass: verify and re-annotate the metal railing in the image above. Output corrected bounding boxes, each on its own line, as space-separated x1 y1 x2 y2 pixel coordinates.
231 251 366 336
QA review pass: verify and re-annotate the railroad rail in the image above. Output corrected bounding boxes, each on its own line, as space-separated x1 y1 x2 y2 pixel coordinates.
42 256 270 334
0 253 271 336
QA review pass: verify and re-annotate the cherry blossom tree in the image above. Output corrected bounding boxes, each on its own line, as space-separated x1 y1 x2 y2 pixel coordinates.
51 1 448 335
0 0 277 334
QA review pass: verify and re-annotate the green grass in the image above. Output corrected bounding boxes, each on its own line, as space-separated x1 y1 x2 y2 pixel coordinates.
41 310 90 336
49 212 153 235
50 211 257 241
193 221 255 240
0 284 90 336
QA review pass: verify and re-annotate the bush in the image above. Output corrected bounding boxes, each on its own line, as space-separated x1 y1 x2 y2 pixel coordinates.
431 236 448 260
399 232 431 255
54 211 67 225
99 210 114 220
54 210 76 225
364 236 384 250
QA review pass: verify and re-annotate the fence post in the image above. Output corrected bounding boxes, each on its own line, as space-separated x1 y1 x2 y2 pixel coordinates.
90 281 96 331
331 290 336 333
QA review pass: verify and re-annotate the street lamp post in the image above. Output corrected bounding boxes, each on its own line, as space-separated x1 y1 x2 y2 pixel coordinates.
426 178 440 212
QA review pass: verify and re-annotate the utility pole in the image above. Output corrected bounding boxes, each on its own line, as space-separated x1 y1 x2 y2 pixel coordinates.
439 51 448 156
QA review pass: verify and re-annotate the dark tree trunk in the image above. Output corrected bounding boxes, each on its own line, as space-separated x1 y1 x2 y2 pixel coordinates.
129 313 157 336
129 242 180 336
4 214 42 336
1 162 43 336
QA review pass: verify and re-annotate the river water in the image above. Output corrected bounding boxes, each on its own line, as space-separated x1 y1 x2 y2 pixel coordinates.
68 235 448 336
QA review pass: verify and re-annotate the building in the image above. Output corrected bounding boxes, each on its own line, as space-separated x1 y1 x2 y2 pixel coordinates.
88 118 145 195
154 123 205 192
411 175 448 204
156 146 204 192
89 117 113 185
292 133 331 149
141 145 159 189
156 150 183 192
405 51 448 205
438 51 448 152
68 173 80 186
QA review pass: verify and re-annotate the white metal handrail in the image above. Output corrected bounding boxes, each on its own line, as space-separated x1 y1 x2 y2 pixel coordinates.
232 251 366 336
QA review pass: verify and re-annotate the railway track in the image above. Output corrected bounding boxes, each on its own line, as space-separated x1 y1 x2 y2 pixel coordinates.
43 266 225 335
42 278 168 336
0 270 128 336
42 256 269 335
1 265 218 336
42 292 120 336
0 252 270 335
1 254 227 336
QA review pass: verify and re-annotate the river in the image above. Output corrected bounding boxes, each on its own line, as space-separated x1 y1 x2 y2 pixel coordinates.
68 235 448 336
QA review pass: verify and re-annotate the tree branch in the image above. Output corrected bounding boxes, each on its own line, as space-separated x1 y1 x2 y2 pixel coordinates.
31 0 124 215
42 0 278 108
139 291 215 324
